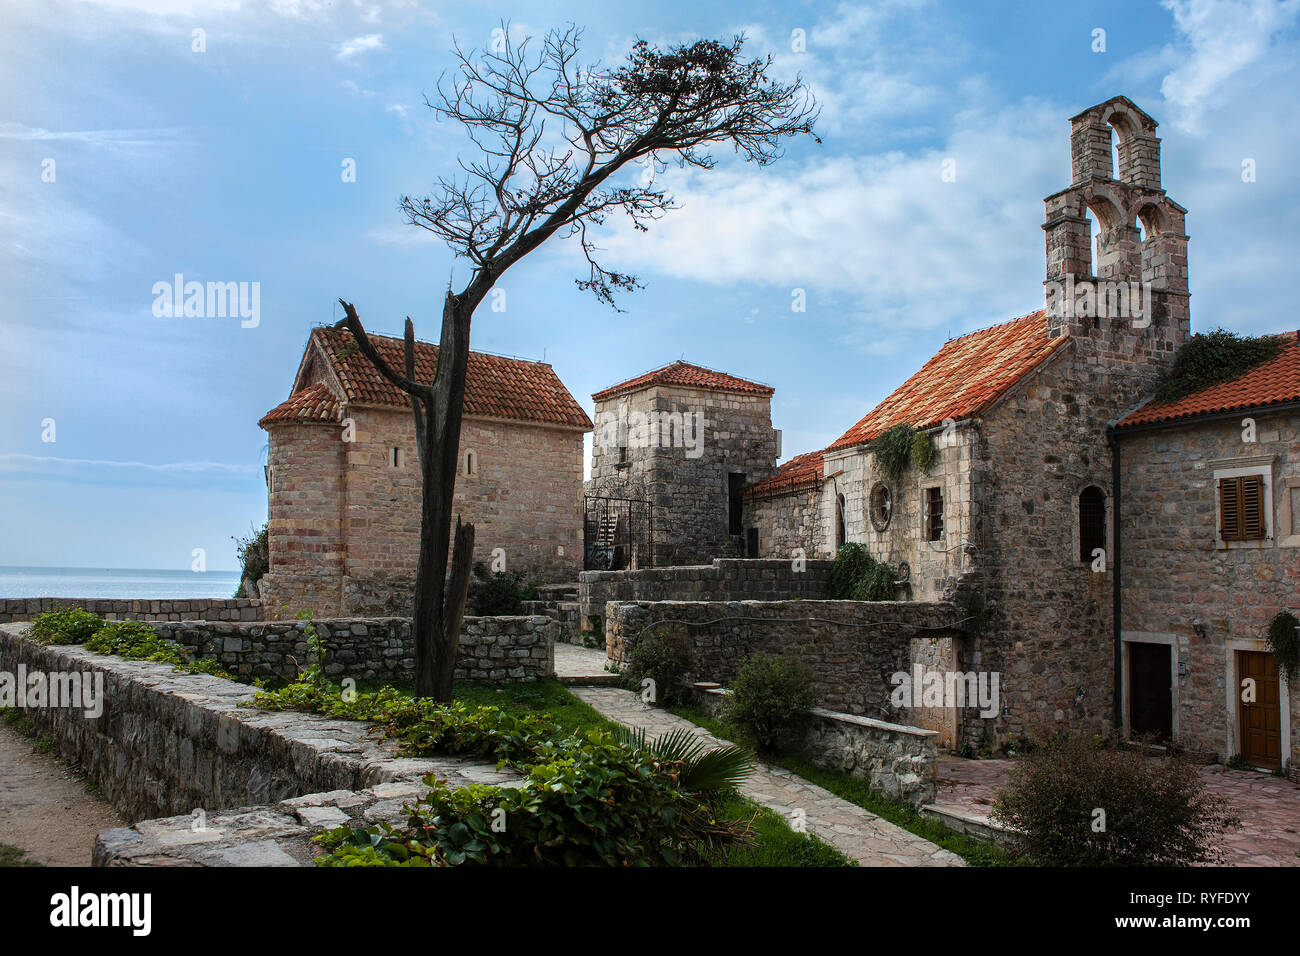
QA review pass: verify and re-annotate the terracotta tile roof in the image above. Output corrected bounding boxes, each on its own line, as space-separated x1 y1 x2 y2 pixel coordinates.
1116 331 1300 428
304 327 592 429
747 448 825 498
257 382 342 427
592 360 774 402
828 311 1067 451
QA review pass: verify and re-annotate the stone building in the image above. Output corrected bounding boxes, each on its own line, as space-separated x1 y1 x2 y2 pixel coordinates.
587 361 780 567
1113 334 1299 774
258 327 591 618
748 96 1194 747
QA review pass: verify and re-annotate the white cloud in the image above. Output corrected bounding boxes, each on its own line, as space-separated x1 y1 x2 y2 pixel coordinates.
336 32 384 59
1159 0 1300 132
0 454 258 476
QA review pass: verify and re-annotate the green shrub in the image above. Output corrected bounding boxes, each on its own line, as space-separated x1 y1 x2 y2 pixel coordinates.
1266 610 1299 682
869 423 937 481
829 542 896 601
28 607 104 645
723 653 817 752
622 626 694 706
233 522 269 597
1155 329 1284 404
466 562 538 616
990 732 1240 866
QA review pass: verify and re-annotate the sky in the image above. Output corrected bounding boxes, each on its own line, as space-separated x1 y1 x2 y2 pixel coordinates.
1 0 1298 571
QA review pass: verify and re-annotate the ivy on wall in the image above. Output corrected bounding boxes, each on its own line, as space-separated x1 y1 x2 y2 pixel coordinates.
1154 329 1284 404
1267 610 1300 682
869 423 938 482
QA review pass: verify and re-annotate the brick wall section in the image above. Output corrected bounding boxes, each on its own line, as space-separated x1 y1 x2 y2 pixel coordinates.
606 599 965 729
262 408 585 619
146 615 557 684
0 597 260 624
590 384 778 566
1118 409 1300 777
578 558 833 635
0 624 458 822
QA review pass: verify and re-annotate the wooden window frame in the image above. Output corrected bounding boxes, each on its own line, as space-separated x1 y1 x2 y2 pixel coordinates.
925 486 944 542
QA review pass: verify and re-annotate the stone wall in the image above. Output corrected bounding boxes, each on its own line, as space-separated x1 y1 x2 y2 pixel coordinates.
589 383 778 566
578 558 834 636
692 684 938 805
749 483 826 562
0 625 485 823
0 597 261 624
147 615 557 684
1117 408 1300 777
606 599 966 733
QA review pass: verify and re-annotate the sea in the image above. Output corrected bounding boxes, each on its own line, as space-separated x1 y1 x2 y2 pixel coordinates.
0 566 244 600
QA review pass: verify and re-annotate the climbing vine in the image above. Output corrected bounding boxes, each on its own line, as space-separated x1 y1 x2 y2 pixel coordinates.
869 424 938 482
1154 329 1284 404
1266 610 1300 682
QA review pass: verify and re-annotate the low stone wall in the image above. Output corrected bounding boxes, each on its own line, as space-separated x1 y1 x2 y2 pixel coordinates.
693 684 938 805
0 597 260 624
608 599 966 736
148 615 557 684
0 625 516 823
579 558 834 636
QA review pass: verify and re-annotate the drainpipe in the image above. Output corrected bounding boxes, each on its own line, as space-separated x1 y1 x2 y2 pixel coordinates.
1109 431 1123 735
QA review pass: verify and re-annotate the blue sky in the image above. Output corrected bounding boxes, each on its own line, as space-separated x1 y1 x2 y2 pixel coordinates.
2 0 1298 571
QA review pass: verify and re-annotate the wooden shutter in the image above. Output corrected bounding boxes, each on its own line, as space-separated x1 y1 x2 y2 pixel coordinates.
1220 477 1241 540
1220 475 1267 541
1241 474 1265 539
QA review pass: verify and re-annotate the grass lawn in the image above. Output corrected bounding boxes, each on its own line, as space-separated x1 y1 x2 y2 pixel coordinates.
669 704 1016 867
0 843 41 867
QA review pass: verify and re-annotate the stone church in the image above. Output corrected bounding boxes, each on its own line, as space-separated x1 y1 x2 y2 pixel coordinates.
742 95 1296 771
258 327 591 618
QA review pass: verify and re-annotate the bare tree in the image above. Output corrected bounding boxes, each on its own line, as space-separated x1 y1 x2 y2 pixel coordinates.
337 24 818 700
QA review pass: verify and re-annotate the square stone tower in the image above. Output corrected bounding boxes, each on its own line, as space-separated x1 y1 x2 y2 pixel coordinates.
589 361 779 566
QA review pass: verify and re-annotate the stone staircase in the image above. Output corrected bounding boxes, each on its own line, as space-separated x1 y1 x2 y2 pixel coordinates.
522 582 582 643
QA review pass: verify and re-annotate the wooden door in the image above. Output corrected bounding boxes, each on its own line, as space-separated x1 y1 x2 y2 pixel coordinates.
1129 642 1172 740
1238 651 1281 770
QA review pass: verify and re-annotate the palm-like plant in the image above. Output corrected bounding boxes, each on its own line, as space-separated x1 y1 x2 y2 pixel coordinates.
614 726 754 795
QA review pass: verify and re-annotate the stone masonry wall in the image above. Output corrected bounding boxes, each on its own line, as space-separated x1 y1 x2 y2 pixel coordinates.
578 558 833 636
0 625 468 823
590 384 778 566
148 615 557 685
0 597 260 624
606 599 965 734
750 484 826 562
1118 409 1300 777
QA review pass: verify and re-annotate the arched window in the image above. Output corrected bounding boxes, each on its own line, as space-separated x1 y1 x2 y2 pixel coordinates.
835 494 847 550
464 450 478 476
1079 486 1106 562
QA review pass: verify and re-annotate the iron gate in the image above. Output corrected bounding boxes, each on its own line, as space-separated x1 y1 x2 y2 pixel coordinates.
583 477 654 571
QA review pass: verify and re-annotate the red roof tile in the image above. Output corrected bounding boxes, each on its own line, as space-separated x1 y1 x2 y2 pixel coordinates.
301 327 592 430
828 311 1067 451
748 448 825 498
1117 331 1300 428
593 360 774 402
257 382 342 427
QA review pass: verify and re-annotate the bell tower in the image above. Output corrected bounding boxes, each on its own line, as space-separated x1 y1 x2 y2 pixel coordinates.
1041 96 1190 362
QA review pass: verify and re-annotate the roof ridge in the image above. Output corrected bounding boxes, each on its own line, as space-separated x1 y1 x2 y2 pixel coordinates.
314 326 552 367
944 310 1046 343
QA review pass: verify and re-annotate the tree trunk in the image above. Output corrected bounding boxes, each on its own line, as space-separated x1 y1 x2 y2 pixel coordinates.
410 292 476 700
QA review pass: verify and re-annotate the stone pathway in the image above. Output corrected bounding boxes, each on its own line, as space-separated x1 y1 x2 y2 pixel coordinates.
553 642 621 685
568 686 963 867
937 754 1300 866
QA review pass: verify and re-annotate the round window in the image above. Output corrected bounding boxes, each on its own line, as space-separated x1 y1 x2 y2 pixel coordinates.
869 482 892 531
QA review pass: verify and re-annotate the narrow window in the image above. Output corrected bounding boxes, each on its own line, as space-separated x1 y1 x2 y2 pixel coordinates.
464 450 478 476
1079 486 1106 561
925 486 944 542
391 447 402 469
728 473 746 535
836 494 847 549
1220 475 1266 540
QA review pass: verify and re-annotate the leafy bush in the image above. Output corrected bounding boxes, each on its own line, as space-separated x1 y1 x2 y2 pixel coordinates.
1154 329 1284 404
28 607 104 645
1266 610 1299 682
828 542 896 601
868 423 937 481
622 626 694 706
233 522 268 597
723 653 817 752
990 733 1240 866
466 562 538 616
